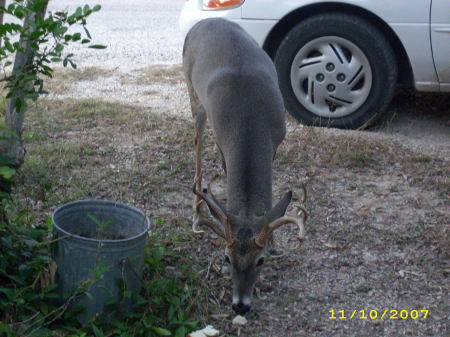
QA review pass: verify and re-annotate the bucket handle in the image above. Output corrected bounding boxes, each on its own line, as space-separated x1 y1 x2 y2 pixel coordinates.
118 257 143 283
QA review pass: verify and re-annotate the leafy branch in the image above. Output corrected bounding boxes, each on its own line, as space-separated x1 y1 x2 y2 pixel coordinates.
0 0 104 186
0 0 104 113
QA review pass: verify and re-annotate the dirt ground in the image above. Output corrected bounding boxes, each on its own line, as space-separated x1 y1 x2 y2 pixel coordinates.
16 65 449 337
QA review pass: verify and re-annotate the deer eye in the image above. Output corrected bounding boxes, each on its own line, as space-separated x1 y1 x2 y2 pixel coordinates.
224 255 231 264
256 257 265 267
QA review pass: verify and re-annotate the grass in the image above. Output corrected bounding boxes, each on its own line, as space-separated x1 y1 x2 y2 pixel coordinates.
331 150 375 168
3 93 449 337
409 154 433 163
277 126 387 171
57 66 115 82
46 67 115 95
123 65 184 86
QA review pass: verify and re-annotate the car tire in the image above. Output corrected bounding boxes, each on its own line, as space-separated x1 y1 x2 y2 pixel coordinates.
274 13 398 129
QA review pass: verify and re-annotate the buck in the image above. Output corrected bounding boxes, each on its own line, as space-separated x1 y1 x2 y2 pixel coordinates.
182 18 307 315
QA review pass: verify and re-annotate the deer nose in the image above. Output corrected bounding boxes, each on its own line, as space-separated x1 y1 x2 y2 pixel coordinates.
232 302 251 315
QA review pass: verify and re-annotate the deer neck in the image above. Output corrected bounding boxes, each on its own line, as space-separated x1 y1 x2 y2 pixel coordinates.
225 150 273 218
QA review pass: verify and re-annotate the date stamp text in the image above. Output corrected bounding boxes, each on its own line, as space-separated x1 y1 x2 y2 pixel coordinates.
328 309 429 320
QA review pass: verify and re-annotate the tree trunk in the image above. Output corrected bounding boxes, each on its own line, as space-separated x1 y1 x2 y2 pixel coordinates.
0 0 5 46
1 0 48 168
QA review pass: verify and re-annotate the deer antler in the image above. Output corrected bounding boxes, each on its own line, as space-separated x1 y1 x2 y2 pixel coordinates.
192 172 235 246
254 184 308 248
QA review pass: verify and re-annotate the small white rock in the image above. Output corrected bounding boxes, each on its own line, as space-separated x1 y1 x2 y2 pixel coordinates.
187 332 204 337
187 325 220 337
232 315 248 326
202 325 220 336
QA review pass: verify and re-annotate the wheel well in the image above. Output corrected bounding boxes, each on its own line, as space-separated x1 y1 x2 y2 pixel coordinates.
263 2 414 86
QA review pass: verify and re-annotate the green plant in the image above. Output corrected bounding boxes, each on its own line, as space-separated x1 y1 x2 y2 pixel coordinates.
135 243 199 337
0 125 16 202
86 214 112 239
0 210 201 336
0 211 63 336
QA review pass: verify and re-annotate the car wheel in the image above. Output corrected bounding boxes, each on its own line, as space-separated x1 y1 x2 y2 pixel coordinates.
274 13 397 129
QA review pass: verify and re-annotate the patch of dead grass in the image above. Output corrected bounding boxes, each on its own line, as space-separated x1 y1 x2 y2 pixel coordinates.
123 64 184 85
278 126 397 171
58 66 115 81
46 66 116 95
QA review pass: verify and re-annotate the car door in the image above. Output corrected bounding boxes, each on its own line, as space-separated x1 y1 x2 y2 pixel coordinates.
431 0 450 89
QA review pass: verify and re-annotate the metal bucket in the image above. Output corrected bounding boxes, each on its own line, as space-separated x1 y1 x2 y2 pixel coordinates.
52 200 150 323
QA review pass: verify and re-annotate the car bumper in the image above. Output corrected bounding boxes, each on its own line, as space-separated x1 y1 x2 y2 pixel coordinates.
179 0 278 47
179 0 243 38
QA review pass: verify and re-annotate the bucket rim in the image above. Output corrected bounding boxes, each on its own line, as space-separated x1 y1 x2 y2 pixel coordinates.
52 199 150 243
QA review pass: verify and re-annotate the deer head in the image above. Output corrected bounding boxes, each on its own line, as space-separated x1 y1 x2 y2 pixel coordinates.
193 176 307 315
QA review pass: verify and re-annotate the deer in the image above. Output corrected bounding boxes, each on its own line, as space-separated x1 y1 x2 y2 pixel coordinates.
182 18 307 316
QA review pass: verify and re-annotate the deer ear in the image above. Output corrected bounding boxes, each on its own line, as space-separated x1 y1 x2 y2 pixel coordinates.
267 191 292 222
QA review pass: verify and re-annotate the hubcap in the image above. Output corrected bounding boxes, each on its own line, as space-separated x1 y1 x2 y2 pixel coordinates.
290 36 372 118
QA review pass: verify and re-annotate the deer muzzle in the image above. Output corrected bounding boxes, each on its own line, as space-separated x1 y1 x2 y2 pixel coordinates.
232 295 251 315
230 266 258 315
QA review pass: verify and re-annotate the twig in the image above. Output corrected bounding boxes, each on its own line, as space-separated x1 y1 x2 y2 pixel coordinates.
37 234 71 246
15 312 39 326
23 286 87 336
205 256 215 280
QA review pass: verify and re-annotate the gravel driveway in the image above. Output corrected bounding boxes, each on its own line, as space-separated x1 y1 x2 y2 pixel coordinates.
49 0 185 68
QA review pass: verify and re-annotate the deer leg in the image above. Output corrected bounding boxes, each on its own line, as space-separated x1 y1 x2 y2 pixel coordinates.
216 143 227 176
193 125 204 214
193 115 207 232
188 87 207 230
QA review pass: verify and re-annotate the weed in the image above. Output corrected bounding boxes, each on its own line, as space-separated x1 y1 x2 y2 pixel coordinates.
333 151 375 168
355 284 373 293
347 184 358 191
317 198 328 206
366 237 375 244
409 154 432 163
0 210 62 336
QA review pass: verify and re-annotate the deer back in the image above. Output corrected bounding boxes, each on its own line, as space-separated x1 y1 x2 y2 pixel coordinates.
183 18 286 218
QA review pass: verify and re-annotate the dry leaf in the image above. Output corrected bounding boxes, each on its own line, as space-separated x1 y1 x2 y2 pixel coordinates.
219 288 225 301
210 313 229 320
212 262 221 273
324 242 338 249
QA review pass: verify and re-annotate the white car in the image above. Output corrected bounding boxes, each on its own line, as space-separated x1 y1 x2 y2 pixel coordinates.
179 0 450 129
